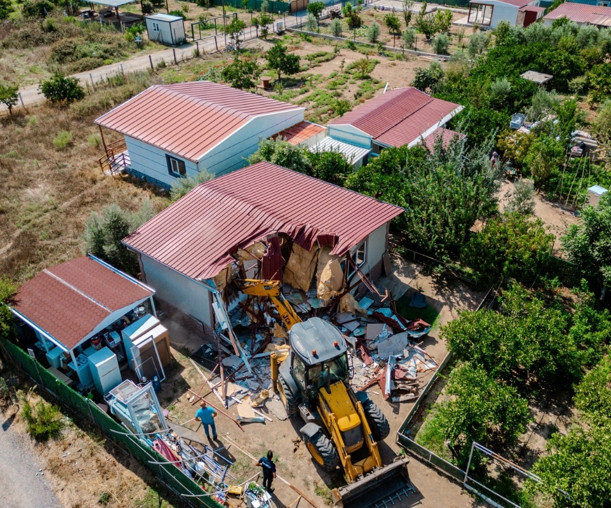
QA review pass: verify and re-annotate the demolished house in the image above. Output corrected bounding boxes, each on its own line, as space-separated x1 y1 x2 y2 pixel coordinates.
123 161 436 405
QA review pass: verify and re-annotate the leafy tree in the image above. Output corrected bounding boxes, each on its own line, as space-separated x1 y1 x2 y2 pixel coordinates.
523 134 564 189
222 56 260 90
526 89 559 122
461 212 554 286
308 150 352 186
342 1 353 17
562 192 611 293
488 77 511 109
253 12 274 39
0 0 13 20
266 42 300 83
249 139 313 174
305 13 318 32
0 278 16 339
307 1 325 27
347 12 362 29
367 21 381 43
433 9 452 34
22 0 54 18
412 61 444 93
0 84 18 116
402 0 413 27
432 33 449 55
431 363 530 468
353 58 371 79
39 73 85 105
384 13 401 37
85 204 147 275
415 2 436 41
223 18 246 51
347 135 498 259
574 355 611 423
442 282 580 387
170 169 212 201
591 100 610 165
497 131 534 170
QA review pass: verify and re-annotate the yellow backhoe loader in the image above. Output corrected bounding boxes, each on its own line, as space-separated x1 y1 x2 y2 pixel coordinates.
237 279 413 507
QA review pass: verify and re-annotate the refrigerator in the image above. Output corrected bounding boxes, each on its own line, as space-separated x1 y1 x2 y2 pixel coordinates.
121 314 160 367
88 347 122 396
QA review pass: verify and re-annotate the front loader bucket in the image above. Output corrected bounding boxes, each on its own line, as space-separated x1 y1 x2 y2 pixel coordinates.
332 457 414 507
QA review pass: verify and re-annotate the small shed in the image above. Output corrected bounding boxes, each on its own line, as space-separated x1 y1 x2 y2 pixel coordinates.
587 185 608 208
145 14 186 46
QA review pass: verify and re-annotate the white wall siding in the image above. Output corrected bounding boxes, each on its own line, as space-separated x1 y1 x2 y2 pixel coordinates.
490 2 518 27
328 125 372 149
366 223 389 271
126 136 199 188
200 109 305 176
140 255 213 326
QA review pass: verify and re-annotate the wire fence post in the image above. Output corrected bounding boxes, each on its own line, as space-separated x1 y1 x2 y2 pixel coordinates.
149 54 154 71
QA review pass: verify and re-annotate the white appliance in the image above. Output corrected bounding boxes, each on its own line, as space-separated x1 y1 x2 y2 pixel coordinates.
68 353 93 388
121 314 160 367
88 347 122 395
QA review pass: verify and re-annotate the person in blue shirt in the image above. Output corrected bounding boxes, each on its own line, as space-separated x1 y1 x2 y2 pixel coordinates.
195 400 217 440
256 450 277 493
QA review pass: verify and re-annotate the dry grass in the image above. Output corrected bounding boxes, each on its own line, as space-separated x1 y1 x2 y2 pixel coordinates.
0 101 167 284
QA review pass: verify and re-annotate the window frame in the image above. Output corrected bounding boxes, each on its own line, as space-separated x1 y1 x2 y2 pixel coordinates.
166 155 186 177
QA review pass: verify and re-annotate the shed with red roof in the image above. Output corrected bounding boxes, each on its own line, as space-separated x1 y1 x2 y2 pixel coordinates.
327 88 463 155
122 162 403 327
95 81 304 189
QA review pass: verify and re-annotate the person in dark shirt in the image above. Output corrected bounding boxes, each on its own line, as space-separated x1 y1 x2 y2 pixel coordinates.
256 450 277 493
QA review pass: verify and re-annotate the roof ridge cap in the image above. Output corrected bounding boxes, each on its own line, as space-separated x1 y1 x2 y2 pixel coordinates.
43 269 111 313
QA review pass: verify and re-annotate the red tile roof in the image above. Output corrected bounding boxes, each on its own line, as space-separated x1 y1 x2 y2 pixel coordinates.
272 121 326 145
329 88 462 147
124 162 403 280
95 82 303 162
543 2 611 27
11 256 154 350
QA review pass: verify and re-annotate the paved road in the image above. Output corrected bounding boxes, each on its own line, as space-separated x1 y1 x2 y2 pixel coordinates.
0 413 63 508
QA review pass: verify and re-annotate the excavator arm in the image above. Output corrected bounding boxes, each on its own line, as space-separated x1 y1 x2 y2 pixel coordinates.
237 279 302 331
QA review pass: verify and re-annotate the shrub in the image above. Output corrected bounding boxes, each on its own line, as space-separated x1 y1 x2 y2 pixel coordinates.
468 32 489 57
142 2 153 14
305 13 317 32
489 77 512 108
40 73 85 104
432 33 449 55
505 179 535 215
21 398 64 441
67 57 106 73
22 0 54 18
367 21 381 43
0 0 13 21
347 12 362 29
53 130 73 149
330 19 343 37
402 28 416 49
170 169 212 201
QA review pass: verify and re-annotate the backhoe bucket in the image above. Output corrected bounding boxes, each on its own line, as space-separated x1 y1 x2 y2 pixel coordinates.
332 457 414 507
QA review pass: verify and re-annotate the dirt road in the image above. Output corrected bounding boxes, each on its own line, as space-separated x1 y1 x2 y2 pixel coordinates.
0 413 63 508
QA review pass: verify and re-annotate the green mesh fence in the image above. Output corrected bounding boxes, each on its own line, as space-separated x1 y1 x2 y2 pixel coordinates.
0 338 221 508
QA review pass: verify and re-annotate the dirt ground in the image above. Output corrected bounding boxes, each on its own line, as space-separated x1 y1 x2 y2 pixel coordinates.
150 251 487 508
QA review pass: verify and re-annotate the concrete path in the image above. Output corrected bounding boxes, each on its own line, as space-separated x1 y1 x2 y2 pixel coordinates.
0 412 63 508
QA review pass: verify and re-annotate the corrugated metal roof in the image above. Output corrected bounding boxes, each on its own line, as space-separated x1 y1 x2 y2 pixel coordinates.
10 256 154 350
95 82 303 162
311 136 371 163
330 88 462 147
421 127 465 151
272 121 326 145
124 162 403 280
544 2 611 27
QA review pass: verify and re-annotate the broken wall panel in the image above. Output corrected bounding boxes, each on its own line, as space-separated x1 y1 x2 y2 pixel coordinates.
316 247 344 304
284 243 320 292
261 235 284 281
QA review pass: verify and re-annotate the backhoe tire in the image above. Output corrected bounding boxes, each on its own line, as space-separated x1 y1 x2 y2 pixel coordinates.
305 431 340 472
278 376 298 416
363 399 390 441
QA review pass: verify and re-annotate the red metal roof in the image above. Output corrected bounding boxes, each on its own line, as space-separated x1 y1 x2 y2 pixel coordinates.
272 121 326 145
11 256 154 350
94 82 303 162
329 88 462 147
497 0 533 7
422 127 465 151
544 3 611 27
124 162 404 280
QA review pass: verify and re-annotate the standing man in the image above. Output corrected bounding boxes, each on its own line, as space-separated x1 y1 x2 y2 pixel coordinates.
195 400 217 440
256 450 277 493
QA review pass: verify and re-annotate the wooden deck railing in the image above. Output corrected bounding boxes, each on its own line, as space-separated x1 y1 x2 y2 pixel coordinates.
99 139 129 175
